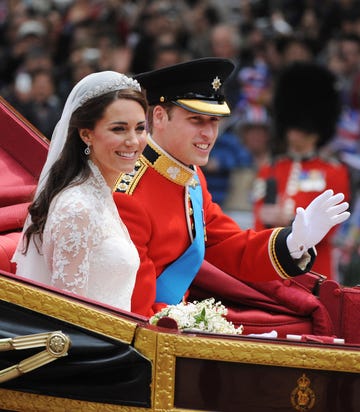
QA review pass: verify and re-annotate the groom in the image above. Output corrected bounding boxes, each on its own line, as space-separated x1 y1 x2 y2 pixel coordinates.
113 57 350 318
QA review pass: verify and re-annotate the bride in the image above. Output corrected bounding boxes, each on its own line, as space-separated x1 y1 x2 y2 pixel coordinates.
12 70 147 312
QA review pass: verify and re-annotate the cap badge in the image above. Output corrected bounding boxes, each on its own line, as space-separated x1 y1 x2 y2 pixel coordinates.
212 76 222 91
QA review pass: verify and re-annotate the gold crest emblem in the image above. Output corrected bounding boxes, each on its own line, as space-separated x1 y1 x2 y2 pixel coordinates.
212 76 221 91
290 373 315 411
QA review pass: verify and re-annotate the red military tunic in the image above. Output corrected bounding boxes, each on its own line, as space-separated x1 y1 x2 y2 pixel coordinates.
113 137 314 317
254 154 350 279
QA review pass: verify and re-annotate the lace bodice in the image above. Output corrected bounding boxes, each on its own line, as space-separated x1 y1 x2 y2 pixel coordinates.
40 161 139 311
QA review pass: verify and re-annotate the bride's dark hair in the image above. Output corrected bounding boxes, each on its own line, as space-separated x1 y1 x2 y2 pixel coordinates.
23 88 147 252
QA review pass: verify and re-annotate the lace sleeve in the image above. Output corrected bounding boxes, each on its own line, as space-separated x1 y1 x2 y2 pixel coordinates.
43 196 99 296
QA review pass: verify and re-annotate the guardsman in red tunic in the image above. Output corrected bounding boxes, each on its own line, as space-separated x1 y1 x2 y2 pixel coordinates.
113 58 350 317
254 61 350 280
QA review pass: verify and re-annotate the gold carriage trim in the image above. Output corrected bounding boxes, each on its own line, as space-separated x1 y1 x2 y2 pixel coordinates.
269 228 292 279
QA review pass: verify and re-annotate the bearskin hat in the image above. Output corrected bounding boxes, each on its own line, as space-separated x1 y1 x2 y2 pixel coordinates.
272 61 341 148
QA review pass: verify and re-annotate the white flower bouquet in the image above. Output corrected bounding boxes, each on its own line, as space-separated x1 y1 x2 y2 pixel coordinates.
150 298 243 335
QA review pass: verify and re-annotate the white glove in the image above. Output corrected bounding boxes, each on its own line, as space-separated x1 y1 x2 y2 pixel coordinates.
287 189 350 259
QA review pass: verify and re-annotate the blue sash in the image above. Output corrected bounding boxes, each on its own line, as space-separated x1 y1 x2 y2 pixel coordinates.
156 175 205 304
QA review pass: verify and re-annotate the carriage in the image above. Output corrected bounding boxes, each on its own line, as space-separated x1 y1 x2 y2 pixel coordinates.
1 96 360 411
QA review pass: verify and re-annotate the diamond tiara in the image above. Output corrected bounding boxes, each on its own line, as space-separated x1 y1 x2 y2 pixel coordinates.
79 76 141 106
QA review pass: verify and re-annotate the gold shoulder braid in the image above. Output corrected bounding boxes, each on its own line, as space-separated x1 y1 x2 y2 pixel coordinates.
113 159 147 194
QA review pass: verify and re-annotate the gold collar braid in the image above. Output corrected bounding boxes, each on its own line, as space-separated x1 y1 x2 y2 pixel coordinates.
142 137 197 187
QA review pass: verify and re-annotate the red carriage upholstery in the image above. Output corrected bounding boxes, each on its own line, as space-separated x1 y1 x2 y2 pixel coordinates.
0 97 48 272
190 260 334 339
319 280 360 344
0 97 48 181
0 96 48 232
0 146 37 202
0 145 35 232
0 232 21 273
0 202 30 233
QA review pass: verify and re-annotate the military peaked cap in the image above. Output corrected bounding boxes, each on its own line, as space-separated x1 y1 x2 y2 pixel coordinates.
134 57 235 116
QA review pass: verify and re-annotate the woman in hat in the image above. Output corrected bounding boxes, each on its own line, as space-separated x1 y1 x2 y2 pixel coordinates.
13 71 148 311
253 61 350 279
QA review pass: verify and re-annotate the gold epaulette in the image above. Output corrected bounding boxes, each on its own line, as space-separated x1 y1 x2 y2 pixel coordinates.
113 158 148 195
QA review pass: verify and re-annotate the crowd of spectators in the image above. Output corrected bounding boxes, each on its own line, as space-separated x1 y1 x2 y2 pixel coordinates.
2 0 360 284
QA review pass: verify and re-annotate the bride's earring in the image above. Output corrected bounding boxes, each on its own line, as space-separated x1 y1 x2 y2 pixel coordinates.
84 143 91 155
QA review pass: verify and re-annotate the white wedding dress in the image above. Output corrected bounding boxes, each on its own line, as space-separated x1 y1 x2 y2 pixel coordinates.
15 161 139 312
